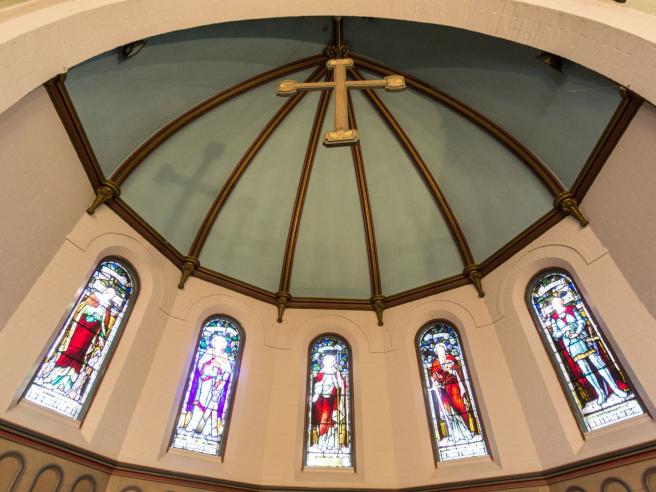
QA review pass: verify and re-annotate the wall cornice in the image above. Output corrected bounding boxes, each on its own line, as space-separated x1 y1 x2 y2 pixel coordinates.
2 418 656 491
0 0 655 118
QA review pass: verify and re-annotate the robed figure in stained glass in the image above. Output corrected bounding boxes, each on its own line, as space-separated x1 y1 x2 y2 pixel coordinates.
171 317 242 456
24 259 136 419
529 270 644 431
418 322 487 461
305 336 352 468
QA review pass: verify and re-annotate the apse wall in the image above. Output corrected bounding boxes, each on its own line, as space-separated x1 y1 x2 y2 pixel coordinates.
2 179 656 490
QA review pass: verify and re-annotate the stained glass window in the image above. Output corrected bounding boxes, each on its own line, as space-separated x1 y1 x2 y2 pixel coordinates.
417 321 488 461
304 335 353 468
171 316 243 456
23 258 137 420
528 270 644 431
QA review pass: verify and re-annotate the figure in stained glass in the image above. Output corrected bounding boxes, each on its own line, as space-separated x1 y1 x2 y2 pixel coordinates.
24 259 136 419
529 270 644 431
418 322 487 461
305 336 352 468
171 317 242 456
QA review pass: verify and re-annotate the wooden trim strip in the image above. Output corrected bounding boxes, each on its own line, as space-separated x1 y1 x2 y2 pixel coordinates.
571 89 643 202
479 209 564 276
350 68 475 268
44 75 105 189
277 80 332 295
3 418 656 492
347 93 382 298
350 54 565 197
188 65 326 257
110 54 326 185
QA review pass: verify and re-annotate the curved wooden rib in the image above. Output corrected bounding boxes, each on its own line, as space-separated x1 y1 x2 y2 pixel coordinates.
350 54 565 197
110 54 326 185
346 92 385 324
276 81 332 320
187 66 326 258
350 68 475 271
45 75 104 189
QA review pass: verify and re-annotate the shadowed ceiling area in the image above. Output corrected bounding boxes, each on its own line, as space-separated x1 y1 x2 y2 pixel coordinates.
53 16 640 322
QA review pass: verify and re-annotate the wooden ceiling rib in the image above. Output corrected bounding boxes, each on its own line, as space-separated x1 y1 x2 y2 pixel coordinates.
110 54 327 186
188 65 326 259
276 77 332 321
44 19 641 317
350 54 566 198
347 92 385 324
350 68 475 270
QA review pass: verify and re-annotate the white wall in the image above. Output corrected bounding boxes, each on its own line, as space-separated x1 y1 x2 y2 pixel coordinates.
0 86 93 331
1 204 656 489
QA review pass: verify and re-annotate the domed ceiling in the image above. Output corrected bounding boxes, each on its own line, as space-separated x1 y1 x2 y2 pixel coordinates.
48 16 641 324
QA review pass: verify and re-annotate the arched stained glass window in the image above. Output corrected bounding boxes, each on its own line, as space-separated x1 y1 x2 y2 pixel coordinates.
417 321 488 462
528 269 645 431
304 335 353 468
23 258 137 420
171 316 243 456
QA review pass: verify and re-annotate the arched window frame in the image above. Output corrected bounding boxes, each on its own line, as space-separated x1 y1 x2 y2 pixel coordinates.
21 256 139 422
415 319 490 463
526 267 647 433
302 333 355 469
169 314 245 459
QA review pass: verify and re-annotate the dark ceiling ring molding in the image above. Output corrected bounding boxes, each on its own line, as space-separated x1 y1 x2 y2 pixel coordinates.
350 67 484 298
349 54 566 198
276 80 332 322
346 92 385 325
110 54 327 186
177 65 327 289
571 87 643 202
44 74 104 190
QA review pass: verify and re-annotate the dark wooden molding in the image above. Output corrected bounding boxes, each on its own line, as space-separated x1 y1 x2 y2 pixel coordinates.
110 54 326 186
350 55 565 197
349 69 474 267
347 92 384 325
44 74 104 190
572 88 643 202
276 82 332 321
3 418 656 492
188 65 326 258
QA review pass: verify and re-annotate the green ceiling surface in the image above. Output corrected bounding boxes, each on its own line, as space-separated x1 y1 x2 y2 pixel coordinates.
63 16 625 301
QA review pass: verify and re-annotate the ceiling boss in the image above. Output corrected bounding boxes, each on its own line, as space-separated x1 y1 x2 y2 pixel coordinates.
277 59 406 147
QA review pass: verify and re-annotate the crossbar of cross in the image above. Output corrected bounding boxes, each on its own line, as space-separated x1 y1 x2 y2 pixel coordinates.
277 58 405 146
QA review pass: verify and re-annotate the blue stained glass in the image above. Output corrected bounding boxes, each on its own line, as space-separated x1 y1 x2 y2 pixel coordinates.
305 335 353 468
23 259 136 420
417 322 488 461
171 317 242 456
529 271 644 431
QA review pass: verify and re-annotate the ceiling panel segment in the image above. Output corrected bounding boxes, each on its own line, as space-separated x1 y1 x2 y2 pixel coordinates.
350 91 462 296
347 18 621 189
120 69 316 254
65 17 332 177
290 96 371 299
199 92 321 292
374 83 554 260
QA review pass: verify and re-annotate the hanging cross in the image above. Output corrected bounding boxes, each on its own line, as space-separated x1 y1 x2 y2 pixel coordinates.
277 58 406 147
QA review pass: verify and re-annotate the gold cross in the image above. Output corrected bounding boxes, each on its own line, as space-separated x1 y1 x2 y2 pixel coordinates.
277 58 405 147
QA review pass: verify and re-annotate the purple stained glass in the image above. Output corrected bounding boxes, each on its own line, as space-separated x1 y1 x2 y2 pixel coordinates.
23 258 136 420
417 322 488 461
305 335 353 468
529 270 644 431
171 317 242 456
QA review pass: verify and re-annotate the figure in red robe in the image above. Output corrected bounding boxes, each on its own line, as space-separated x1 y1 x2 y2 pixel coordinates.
431 343 476 442
310 354 347 452
43 287 116 398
